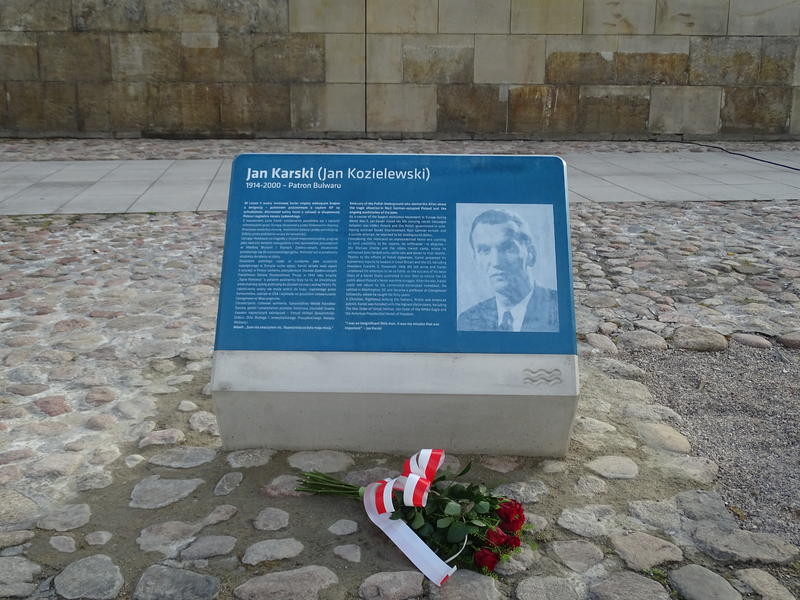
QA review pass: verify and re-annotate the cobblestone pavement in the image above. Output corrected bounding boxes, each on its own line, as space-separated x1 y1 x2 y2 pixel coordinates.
0 140 798 599
1 137 800 162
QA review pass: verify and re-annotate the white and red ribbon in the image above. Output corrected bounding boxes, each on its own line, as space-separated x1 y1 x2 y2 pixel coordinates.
363 449 456 586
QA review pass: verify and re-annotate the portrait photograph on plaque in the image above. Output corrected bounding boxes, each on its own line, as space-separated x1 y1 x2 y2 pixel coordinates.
456 203 559 334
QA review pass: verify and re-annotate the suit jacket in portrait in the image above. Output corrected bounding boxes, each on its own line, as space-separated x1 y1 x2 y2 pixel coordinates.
457 285 559 332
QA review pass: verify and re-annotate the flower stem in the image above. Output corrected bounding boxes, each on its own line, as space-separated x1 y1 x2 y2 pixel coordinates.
295 471 363 499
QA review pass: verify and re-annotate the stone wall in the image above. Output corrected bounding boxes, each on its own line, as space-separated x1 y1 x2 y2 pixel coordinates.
1 0 799 138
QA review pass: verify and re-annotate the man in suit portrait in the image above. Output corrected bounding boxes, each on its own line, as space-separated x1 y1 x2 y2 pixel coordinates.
457 208 559 332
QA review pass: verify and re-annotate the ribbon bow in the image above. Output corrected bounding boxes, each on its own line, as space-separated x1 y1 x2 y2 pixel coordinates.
363 449 456 586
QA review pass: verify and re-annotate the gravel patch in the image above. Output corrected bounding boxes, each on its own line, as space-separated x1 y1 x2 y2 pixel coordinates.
620 345 800 546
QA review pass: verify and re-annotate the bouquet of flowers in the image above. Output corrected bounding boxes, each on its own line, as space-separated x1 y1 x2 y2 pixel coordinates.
296 449 530 583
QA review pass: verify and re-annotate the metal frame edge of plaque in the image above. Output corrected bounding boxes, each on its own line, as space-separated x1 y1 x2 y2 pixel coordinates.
211 153 579 457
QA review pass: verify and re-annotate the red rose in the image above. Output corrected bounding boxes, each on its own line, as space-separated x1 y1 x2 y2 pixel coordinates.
473 548 500 571
497 499 525 533
504 535 522 548
500 518 525 533
485 527 508 547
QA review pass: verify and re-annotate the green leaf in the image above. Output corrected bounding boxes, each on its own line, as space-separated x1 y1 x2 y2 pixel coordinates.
444 501 461 517
471 519 487 527
447 521 469 544
475 501 490 514
437 517 453 529
419 523 434 538
449 484 468 498
454 461 473 478
411 511 425 530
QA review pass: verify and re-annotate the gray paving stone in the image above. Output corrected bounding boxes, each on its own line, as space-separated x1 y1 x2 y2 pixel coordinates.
480 455 521 473
328 519 358 535
253 507 290 531
235 566 338 600
590 571 670 600
0 490 40 528
287 450 354 473
541 460 567 473
180 536 237 560
585 456 639 479
586 332 619 354
576 416 617 433
333 544 361 563
557 505 618 538
226 448 275 469
85 531 113 546
37 504 91 532
610 532 683 571
495 545 537 576
188 411 219 436
636 422 691 454
669 564 742 600
129 476 205 509
645 450 718 484
734 568 795 600
617 330 668 350
136 520 201 557
0 557 42 585
54 554 123 600
0 531 35 550
344 467 400 486
777 330 800 348
147 447 216 469
28 453 83 478
133 565 219 600
493 480 549 503
77 471 114 491
429 569 502 600
550 540 604 572
260 474 304 497
730 333 772 348
692 522 799 565
213 472 243 496
242 538 304 564
0 582 36 598
201 504 238 526
50 535 76 553
517 575 586 600
628 498 684 534
138 428 185 448
676 490 737 525
671 326 728 351
125 455 145 468
575 475 608 496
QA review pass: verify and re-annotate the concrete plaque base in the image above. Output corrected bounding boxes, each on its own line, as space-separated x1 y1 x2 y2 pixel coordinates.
212 351 579 457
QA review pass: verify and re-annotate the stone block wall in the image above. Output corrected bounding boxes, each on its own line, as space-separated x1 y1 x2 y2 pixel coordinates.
0 0 799 138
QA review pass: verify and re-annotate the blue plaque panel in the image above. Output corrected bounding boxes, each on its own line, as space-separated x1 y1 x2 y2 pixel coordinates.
215 154 576 355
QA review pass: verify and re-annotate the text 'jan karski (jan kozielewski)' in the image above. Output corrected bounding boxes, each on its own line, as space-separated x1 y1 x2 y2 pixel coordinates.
245 166 431 183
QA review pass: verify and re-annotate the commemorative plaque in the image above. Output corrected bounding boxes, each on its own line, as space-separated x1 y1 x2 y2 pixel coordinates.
212 154 578 456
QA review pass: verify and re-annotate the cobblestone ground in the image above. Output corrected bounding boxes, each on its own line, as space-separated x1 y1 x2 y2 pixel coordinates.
0 140 798 599
2 137 800 162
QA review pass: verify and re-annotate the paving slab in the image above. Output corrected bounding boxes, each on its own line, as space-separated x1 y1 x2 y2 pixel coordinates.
0 142 798 214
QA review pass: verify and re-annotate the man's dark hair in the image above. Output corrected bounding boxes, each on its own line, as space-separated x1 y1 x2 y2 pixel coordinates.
469 208 534 251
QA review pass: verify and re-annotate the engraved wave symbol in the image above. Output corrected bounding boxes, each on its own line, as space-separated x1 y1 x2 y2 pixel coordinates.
523 368 562 385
